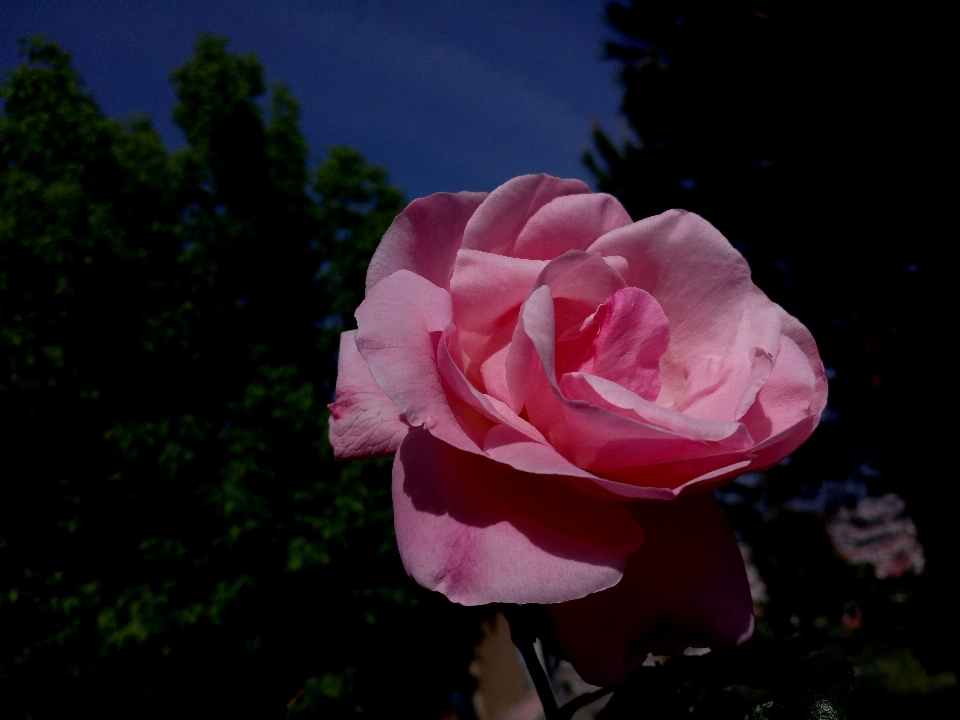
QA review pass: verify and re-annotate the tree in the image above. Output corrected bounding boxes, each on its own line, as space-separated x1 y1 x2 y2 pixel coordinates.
587 2 956 711
1 36 479 719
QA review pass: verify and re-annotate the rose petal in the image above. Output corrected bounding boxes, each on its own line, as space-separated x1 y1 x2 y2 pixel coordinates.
603 254 630 277
482 422 752 503
559 373 747 446
505 284 555 415
437 325 549 446
549 493 754 686
672 347 774 422
518 287 755 488
741 334 816 439
481 424 605 481
366 190 487 293
777 305 828 418
588 210 781 408
449 249 548 399
749 415 818 471
328 330 410 459
500 251 628 412
437 327 615 484
741 325 825 469
393 428 645 605
461 175 591 257
355 270 480 454
511 193 633 260
555 287 669 402
553 458 754 502
531 250 628 337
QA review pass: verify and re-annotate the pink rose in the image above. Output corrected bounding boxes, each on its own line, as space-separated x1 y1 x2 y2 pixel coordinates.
329 175 826 685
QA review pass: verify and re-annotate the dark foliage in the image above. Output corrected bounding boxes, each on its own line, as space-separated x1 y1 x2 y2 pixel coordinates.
595 637 854 719
586 2 957 716
0 36 481 718
588 1 955 570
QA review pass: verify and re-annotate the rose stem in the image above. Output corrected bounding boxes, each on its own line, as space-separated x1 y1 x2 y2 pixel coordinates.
503 605 560 720
556 687 613 720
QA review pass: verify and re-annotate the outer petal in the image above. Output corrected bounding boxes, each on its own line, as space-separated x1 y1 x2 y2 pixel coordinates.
748 415 818 471
461 174 591 256
355 270 480 454
589 210 781 413
741 316 826 469
328 330 409 459
777 305 828 418
366 190 487 293
549 493 754 686
393 428 645 605
741 334 816 440
511 193 633 260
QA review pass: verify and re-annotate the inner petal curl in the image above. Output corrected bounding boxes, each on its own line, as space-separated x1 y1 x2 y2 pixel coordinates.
555 286 670 402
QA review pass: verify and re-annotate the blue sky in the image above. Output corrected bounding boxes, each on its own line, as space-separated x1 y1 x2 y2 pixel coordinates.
1 0 628 200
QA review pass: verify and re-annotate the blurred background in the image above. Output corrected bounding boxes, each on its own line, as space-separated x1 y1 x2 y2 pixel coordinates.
0 1 954 718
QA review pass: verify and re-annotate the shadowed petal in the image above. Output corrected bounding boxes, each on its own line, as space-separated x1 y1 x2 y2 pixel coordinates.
742 321 825 469
748 415 818 471
437 323 619 484
437 325 550 446
393 428 645 605
328 330 409 459
549 493 754 686
741 334 816 439
481 424 605 481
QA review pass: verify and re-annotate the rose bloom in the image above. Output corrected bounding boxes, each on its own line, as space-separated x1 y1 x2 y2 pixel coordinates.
329 175 826 685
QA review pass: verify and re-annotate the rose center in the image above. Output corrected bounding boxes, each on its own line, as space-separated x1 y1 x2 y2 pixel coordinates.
554 286 670 402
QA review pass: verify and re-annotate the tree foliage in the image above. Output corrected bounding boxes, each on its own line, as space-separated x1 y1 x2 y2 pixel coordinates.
0 35 479 719
586 3 956 714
